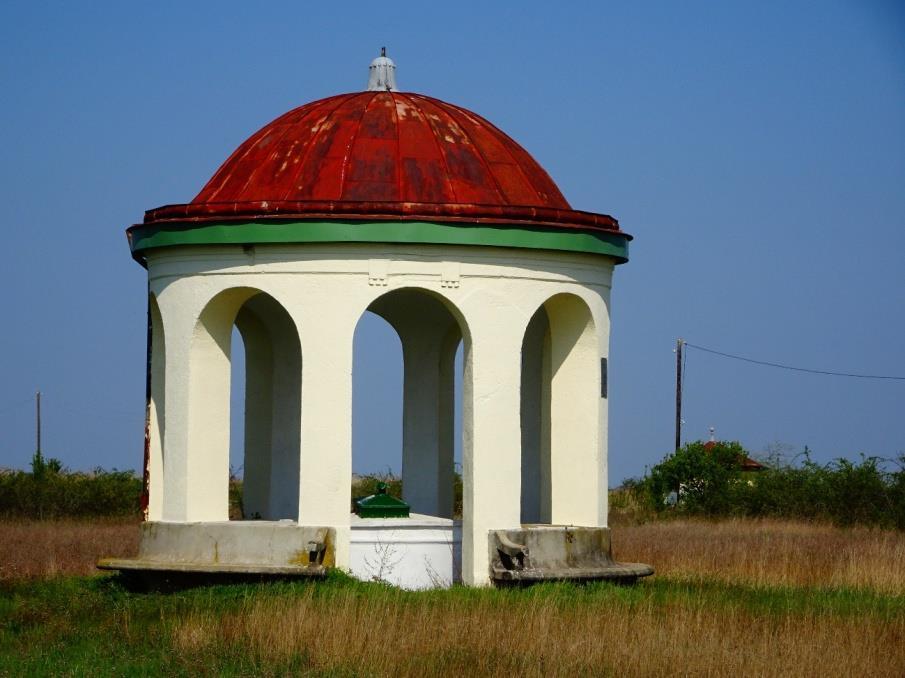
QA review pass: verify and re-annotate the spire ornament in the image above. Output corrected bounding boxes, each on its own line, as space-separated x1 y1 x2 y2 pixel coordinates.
367 47 398 91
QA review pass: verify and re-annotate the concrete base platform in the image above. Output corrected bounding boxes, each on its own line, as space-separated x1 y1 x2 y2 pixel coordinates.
96 521 334 580
489 525 653 584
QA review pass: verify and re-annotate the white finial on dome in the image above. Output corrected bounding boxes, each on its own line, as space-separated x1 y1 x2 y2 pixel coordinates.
367 47 398 92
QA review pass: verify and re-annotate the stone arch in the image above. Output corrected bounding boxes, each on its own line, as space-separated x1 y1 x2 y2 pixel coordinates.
520 292 602 526
353 286 471 518
187 287 302 521
146 293 166 521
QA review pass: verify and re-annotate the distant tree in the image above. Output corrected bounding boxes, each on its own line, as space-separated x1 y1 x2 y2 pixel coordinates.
644 440 748 515
30 449 63 480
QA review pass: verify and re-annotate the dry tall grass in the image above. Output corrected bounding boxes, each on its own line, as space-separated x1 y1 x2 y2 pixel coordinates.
2 516 903 594
613 517 905 595
0 519 137 580
173 585 905 677
3 517 903 675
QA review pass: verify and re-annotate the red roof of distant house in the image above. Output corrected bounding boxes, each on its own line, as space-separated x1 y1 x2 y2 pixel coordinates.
143 91 628 237
703 440 766 471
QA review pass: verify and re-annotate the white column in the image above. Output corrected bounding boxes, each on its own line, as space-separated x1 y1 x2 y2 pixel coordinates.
461 308 524 586
155 285 196 522
157 284 255 523
267 309 303 520
400 324 458 518
184 298 234 522
436 329 458 518
592 290 612 527
235 310 274 519
147 295 166 521
296 310 356 570
546 293 604 527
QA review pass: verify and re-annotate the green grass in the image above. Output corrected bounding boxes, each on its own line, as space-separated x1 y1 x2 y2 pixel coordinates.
1 573 901 676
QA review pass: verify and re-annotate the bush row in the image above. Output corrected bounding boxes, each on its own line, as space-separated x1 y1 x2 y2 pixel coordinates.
0 457 461 520
0 468 142 519
626 441 905 529
11 445 901 528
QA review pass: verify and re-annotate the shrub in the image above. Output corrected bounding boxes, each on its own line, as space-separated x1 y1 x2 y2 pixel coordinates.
736 453 904 528
351 472 403 505
632 443 905 529
0 462 142 519
643 440 748 516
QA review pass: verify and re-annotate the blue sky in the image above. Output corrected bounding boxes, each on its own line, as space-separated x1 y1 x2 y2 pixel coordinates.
0 1 903 485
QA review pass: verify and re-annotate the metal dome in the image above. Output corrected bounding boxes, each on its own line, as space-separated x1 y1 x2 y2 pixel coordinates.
142 90 624 235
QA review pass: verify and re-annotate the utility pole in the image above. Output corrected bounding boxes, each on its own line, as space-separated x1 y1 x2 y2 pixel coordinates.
35 390 42 457
675 339 683 451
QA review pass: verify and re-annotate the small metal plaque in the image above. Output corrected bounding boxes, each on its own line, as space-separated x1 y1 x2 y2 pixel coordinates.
601 357 608 398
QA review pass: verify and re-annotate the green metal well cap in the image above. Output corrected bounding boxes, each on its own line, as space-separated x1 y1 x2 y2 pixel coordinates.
353 482 411 518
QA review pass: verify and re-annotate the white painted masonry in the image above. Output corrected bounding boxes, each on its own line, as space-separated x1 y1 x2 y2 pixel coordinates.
145 241 615 587
349 513 461 589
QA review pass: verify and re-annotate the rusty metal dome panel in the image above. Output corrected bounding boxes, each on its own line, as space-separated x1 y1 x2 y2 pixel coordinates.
143 91 624 235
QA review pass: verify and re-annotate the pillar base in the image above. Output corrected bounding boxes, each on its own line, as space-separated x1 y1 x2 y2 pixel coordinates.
489 526 653 584
97 521 334 579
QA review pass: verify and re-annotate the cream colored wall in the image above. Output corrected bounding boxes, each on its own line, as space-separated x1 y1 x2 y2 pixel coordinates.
146 243 615 586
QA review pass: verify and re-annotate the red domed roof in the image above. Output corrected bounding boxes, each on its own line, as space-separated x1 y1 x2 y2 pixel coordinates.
143 91 623 235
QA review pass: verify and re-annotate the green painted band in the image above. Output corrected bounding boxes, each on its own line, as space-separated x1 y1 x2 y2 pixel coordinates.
128 220 630 262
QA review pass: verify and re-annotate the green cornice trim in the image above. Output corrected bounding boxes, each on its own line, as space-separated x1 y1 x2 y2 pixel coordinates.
128 220 630 263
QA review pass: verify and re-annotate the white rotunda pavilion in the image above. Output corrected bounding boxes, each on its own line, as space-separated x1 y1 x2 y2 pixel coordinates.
101 55 652 588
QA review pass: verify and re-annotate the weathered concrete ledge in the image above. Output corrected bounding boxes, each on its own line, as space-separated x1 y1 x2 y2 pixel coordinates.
97 521 334 578
96 559 327 576
489 526 653 584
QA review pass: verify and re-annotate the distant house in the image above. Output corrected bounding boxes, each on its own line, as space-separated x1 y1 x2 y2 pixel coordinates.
703 438 765 472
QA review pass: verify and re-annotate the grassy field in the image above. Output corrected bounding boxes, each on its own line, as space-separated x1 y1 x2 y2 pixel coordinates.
1 517 903 676
0 518 139 580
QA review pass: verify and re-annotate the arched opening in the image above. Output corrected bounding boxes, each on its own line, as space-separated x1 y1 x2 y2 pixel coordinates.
520 293 602 526
147 294 166 521
352 312 404 479
353 288 465 518
350 287 469 587
229 326 246 517
520 305 550 524
188 288 302 522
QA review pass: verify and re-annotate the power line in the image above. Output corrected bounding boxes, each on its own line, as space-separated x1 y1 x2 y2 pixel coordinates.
684 342 905 380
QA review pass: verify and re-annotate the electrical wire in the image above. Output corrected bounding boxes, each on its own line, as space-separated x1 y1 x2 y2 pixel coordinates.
684 342 905 380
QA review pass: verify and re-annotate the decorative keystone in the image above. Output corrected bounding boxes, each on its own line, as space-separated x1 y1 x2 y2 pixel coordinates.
440 261 460 288
368 259 388 286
